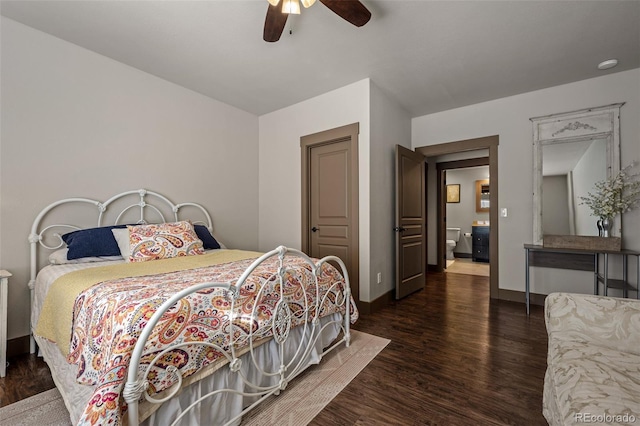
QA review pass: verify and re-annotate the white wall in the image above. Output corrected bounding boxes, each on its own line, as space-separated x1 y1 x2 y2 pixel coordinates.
413 69 640 295
369 82 411 301
1 18 259 339
258 79 371 299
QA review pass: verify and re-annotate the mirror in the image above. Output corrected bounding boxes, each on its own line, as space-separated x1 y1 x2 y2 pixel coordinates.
542 139 607 236
531 103 623 245
476 179 490 212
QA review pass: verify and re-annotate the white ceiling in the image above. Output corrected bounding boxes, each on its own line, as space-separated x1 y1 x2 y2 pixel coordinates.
2 0 638 117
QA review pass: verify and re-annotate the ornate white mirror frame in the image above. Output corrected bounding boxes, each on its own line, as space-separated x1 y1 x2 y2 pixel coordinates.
531 103 624 246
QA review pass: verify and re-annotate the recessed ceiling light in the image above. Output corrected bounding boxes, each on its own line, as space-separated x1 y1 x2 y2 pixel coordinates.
598 59 618 70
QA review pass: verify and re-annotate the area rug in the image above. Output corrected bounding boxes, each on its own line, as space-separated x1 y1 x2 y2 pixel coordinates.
446 259 490 277
0 330 389 426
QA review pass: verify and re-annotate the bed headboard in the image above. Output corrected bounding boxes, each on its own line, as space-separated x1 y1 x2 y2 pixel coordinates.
28 188 213 290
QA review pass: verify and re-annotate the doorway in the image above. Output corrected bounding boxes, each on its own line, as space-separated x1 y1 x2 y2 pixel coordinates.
439 160 490 278
416 135 499 300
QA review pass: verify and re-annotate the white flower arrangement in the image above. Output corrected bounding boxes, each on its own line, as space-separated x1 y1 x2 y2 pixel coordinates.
579 163 640 219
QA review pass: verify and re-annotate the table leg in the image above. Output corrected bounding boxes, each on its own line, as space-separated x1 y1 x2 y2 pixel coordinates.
623 255 628 298
637 255 639 300
604 253 609 297
594 253 598 295
525 248 530 315
0 274 8 378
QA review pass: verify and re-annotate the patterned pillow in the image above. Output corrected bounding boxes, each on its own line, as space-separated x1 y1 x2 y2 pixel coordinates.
127 221 204 262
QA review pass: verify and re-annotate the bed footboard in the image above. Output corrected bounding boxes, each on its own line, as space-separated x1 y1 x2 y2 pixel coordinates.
124 246 352 426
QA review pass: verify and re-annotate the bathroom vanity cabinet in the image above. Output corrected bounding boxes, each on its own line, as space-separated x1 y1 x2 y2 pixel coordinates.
472 225 490 263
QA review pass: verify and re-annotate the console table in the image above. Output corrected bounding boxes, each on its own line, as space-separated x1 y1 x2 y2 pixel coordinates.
524 244 640 315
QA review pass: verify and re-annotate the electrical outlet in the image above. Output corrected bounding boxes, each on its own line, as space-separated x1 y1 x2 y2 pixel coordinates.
501 208 508 218
377 272 382 284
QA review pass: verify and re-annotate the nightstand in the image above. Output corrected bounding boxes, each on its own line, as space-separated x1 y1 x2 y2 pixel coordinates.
0 270 11 378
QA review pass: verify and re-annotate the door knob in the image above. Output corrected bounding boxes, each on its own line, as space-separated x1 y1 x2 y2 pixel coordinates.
393 226 406 232
311 227 319 232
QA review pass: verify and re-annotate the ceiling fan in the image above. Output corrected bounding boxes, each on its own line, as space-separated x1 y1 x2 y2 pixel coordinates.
263 0 371 42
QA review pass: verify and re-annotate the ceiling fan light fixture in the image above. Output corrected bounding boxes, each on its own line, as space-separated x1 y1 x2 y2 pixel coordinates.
282 0 301 14
263 0 370 42
267 0 280 6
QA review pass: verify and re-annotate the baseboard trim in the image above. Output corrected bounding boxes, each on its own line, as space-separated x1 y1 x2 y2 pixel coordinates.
454 253 472 259
358 289 394 315
7 335 31 358
359 287 544 315
427 264 440 272
498 289 547 307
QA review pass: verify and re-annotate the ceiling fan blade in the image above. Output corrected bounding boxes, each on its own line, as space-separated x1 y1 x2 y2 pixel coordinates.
319 0 371 27
264 3 289 42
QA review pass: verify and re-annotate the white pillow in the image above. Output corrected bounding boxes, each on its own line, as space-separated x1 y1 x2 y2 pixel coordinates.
48 248 122 265
111 228 131 262
215 237 227 250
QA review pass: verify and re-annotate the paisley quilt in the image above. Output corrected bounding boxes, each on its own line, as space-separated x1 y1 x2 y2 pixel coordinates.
42 252 357 425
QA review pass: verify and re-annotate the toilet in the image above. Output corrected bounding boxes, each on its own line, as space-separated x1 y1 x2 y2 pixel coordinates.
446 228 461 260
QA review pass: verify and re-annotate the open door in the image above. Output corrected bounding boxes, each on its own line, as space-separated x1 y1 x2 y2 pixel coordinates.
395 145 426 299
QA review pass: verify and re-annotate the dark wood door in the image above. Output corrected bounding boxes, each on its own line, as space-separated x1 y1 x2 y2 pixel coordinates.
301 123 359 303
309 140 352 264
395 145 426 299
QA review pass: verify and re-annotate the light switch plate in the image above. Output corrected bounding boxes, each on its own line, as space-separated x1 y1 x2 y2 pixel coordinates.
501 208 508 218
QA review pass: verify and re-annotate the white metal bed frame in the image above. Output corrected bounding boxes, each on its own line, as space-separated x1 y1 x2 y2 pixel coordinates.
28 189 352 425
28 189 213 353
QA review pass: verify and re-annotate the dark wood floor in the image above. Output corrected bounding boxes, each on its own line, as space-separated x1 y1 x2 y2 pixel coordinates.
0 270 548 425
313 271 548 426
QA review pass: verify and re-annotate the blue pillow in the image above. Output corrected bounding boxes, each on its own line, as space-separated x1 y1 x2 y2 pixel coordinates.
194 225 221 250
62 225 128 260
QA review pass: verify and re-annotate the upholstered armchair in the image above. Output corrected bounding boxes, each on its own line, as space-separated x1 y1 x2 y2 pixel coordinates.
544 292 640 425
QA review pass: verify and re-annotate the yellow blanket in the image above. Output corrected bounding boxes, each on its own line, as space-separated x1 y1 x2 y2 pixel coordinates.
35 250 262 355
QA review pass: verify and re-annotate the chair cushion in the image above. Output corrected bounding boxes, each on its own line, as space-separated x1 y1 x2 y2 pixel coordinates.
544 339 640 425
